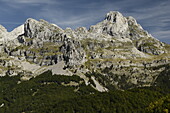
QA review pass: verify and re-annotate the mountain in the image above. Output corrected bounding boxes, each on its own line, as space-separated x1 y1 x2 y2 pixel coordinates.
0 11 170 92
0 11 170 113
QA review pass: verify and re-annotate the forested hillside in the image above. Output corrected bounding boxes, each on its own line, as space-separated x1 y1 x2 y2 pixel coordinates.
0 65 169 113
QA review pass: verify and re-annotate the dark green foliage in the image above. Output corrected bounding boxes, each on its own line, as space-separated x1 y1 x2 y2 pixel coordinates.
0 71 87 113
32 71 83 84
146 94 170 113
154 64 170 89
47 87 164 113
144 64 170 113
0 66 170 113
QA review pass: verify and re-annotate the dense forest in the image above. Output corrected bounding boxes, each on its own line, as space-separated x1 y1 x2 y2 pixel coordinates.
0 64 170 113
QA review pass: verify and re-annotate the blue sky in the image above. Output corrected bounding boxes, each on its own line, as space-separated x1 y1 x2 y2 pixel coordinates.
0 0 170 44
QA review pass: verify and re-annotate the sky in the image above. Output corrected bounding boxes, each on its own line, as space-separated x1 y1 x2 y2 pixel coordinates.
0 0 170 44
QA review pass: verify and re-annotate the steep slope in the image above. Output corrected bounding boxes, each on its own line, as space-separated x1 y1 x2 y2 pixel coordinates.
0 11 170 91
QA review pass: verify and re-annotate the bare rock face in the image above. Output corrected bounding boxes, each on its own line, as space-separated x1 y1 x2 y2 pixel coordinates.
0 11 170 91
104 11 129 35
89 11 129 37
24 18 63 39
16 18 86 67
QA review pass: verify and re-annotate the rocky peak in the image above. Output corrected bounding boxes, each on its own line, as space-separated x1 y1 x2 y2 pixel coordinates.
24 18 41 38
89 11 129 37
24 18 64 39
105 11 125 23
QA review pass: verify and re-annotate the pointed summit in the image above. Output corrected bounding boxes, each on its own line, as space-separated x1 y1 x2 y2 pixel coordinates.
24 18 63 38
105 11 124 23
89 11 128 36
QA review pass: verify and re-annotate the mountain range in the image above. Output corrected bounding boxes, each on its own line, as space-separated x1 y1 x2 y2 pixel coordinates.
0 11 170 92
